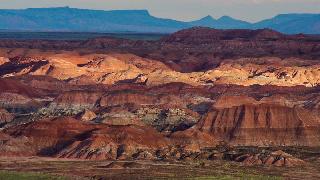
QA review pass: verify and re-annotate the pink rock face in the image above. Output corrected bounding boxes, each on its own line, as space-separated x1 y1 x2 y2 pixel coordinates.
173 94 320 147
0 27 319 162
76 109 97 122
0 57 9 66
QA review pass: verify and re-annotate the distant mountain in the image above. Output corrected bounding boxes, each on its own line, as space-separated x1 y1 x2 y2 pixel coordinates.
253 14 320 34
0 7 319 34
190 15 251 29
190 15 216 27
0 7 190 33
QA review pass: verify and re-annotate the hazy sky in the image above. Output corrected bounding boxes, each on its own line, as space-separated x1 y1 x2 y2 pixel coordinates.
1 0 319 22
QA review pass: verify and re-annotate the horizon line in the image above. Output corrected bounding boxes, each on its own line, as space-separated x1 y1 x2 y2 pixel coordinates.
0 6 318 23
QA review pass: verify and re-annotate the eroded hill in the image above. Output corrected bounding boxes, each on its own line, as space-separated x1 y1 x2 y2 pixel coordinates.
0 28 319 169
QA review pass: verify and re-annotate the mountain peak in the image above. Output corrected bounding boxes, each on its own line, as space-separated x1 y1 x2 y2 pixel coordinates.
0 8 318 34
200 15 215 21
218 15 233 21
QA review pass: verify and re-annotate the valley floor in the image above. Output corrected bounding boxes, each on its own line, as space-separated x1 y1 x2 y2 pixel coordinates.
0 153 319 180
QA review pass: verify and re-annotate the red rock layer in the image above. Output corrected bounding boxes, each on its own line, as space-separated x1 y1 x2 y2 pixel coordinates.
0 117 169 159
172 94 320 148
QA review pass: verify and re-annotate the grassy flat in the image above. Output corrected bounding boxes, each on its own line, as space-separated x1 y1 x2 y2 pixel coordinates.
0 171 67 180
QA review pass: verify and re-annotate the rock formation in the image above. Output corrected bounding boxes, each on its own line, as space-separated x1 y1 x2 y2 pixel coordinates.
0 117 169 158
0 28 319 165
0 109 14 124
76 109 97 122
232 150 306 167
173 95 320 147
1 28 320 87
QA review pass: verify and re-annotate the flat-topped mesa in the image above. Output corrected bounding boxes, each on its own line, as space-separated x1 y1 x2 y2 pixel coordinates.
160 27 286 43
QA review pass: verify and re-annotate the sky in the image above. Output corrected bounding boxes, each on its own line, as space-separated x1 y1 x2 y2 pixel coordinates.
0 0 319 22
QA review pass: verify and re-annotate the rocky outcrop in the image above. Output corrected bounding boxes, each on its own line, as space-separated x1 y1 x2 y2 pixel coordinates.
99 91 191 108
161 28 285 43
76 109 97 122
56 125 169 160
34 91 102 118
0 109 14 124
1 28 320 164
50 91 101 109
0 78 46 114
207 58 320 87
0 117 91 156
232 150 306 167
1 54 320 87
0 92 42 114
136 107 199 132
0 57 9 66
1 28 320 87
173 95 320 147
0 78 43 98
0 117 170 159
0 115 314 165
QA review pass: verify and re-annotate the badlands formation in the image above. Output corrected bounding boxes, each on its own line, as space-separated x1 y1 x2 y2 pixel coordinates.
0 28 320 87
0 28 319 176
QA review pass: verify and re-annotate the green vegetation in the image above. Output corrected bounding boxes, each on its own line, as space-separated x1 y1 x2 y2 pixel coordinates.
0 171 67 180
